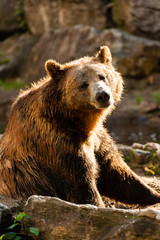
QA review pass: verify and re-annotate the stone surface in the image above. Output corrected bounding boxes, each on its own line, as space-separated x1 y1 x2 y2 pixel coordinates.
0 89 18 130
118 144 152 164
24 0 106 35
0 202 12 235
145 142 160 152
0 0 23 36
0 33 38 79
113 0 160 40
23 26 160 83
24 195 160 240
0 195 21 214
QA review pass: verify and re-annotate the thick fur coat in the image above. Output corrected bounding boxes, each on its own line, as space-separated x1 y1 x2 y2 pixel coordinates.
0 46 160 206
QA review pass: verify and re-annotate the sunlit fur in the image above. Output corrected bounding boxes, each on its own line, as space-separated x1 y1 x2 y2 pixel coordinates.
0 46 160 207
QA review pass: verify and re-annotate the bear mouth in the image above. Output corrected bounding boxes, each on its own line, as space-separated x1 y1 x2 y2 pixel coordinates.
98 101 111 109
93 100 112 109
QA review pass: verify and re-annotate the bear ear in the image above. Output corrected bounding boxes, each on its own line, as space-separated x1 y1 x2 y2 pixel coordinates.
45 60 64 78
95 46 112 64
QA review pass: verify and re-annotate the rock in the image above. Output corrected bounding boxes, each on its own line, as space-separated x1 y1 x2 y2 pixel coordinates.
156 150 160 160
23 26 160 83
0 195 21 214
0 33 38 79
23 195 160 239
0 89 18 130
141 176 160 194
133 149 152 164
24 0 107 35
132 143 145 150
113 0 160 40
117 144 132 160
0 0 25 37
118 144 152 164
142 102 159 113
145 142 160 152
0 203 12 235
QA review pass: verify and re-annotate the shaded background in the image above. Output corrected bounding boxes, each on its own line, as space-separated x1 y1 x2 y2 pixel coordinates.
0 0 160 144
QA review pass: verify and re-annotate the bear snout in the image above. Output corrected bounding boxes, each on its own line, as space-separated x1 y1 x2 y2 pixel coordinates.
96 91 110 107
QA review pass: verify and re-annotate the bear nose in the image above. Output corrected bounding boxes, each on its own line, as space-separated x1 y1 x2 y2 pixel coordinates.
96 91 110 104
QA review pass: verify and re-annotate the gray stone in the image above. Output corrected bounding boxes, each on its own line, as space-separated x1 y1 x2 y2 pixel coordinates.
23 26 160 83
0 195 21 214
0 89 18 130
113 0 160 40
24 195 160 240
24 0 106 35
132 143 145 150
0 33 38 79
118 144 152 164
133 149 152 164
0 202 12 235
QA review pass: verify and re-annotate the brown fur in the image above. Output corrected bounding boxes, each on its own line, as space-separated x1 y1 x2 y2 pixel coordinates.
0 46 160 207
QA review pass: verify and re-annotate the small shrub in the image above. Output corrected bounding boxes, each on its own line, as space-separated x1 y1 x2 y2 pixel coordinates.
0 212 40 240
135 92 143 105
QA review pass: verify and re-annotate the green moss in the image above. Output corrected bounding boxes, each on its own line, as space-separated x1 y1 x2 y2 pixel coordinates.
0 79 27 90
135 92 143 105
153 92 160 105
112 0 123 29
0 52 6 57
15 0 27 30
0 59 10 65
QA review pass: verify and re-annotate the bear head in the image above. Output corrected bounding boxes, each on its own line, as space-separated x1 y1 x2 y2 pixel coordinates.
45 46 123 115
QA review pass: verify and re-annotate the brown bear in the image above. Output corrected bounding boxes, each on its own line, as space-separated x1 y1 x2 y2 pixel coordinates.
0 46 160 207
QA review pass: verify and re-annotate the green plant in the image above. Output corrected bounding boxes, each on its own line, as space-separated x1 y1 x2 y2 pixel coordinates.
153 92 160 105
0 212 40 240
135 92 143 105
112 0 123 29
0 52 6 57
145 163 160 176
15 0 27 30
0 59 10 65
0 79 27 90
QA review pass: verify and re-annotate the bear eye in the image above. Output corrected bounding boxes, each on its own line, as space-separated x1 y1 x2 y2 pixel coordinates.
98 75 105 81
80 82 89 89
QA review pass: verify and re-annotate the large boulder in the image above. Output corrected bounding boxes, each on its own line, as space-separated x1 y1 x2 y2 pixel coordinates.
23 25 160 82
0 89 17 131
113 0 160 40
24 0 106 35
0 33 38 79
24 196 160 239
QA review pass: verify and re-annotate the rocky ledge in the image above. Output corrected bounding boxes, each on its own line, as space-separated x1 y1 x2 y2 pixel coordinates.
23 196 160 240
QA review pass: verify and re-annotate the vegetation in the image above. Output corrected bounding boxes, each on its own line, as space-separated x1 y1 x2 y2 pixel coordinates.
0 59 10 65
153 92 160 105
0 79 27 90
144 146 160 175
0 212 39 240
15 0 27 30
145 164 160 176
135 92 143 105
111 0 123 29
